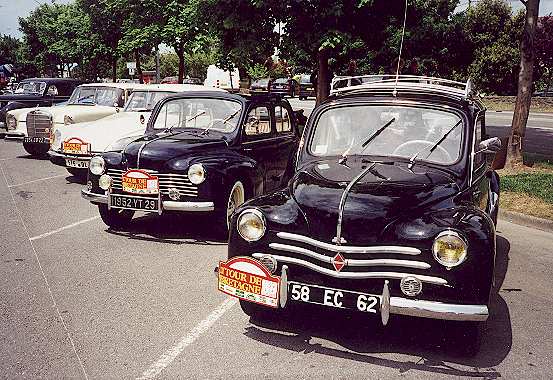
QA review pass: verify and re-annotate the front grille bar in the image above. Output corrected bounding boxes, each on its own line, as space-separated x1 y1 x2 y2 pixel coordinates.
252 253 447 285
276 232 421 255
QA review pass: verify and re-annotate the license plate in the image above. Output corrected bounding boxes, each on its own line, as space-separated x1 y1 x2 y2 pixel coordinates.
109 194 160 212
289 282 380 314
23 137 49 144
65 159 89 168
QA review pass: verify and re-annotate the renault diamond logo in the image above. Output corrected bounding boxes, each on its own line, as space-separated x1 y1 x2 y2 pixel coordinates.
332 253 346 272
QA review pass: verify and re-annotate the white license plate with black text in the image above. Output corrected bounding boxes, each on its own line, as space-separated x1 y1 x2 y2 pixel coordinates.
110 194 160 212
289 282 380 314
23 137 49 144
65 159 89 168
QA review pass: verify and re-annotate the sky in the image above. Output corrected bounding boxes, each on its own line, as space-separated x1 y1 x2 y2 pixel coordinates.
1 0 552 38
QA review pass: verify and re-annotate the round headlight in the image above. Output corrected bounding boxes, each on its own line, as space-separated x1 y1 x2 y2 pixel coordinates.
237 209 266 242
188 163 205 185
6 114 16 130
432 231 468 268
98 174 112 190
64 115 74 125
89 156 105 176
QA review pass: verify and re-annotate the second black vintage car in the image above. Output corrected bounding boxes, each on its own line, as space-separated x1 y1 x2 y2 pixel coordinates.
219 76 502 351
82 92 300 231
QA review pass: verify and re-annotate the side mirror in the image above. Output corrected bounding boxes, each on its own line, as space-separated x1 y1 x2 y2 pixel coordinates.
477 137 502 154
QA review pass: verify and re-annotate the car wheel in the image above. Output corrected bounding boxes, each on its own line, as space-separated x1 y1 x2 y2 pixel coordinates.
226 181 245 228
98 204 134 230
23 142 49 157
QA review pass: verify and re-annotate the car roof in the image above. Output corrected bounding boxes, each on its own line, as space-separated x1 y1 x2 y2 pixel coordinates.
128 83 225 92
20 78 82 83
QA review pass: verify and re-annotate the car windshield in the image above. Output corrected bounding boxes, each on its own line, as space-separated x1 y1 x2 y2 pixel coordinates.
124 91 174 112
152 98 242 133
68 86 124 106
309 105 464 165
15 81 46 94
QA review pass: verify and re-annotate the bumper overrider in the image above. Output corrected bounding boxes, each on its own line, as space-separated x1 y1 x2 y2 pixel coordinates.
81 188 215 212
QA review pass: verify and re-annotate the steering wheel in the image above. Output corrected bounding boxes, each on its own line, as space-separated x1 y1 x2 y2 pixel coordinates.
392 140 452 162
207 118 235 132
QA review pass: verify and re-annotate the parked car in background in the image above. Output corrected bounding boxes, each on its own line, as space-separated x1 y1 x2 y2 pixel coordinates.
161 76 178 84
331 75 384 92
82 92 299 232
533 89 553 97
204 65 240 92
250 78 271 93
183 78 203 85
49 84 224 177
0 78 82 133
297 74 315 100
5 83 137 156
271 78 299 97
221 76 501 353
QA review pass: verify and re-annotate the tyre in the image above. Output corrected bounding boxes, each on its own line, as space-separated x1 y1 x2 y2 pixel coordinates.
23 142 49 157
98 204 134 230
217 180 245 234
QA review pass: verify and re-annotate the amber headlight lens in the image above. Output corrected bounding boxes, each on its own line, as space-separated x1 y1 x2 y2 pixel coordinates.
188 163 205 185
432 231 467 268
237 209 266 242
6 114 17 130
89 156 105 175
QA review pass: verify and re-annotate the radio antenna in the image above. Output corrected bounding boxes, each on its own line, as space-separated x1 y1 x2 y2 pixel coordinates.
393 0 408 97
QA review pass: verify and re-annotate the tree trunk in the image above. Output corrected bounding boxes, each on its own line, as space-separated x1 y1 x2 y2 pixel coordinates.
134 49 143 84
176 41 185 84
316 49 330 106
506 0 540 168
112 56 117 83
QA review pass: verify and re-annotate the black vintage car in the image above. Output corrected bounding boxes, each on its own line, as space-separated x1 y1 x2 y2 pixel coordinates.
221 76 502 347
81 92 300 231
0 78 82 131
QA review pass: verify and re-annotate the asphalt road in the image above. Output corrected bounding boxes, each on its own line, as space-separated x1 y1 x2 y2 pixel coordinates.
289 98 553 160
1 136 553 379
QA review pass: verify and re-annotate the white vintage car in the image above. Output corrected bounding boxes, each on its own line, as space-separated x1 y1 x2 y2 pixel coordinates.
5 82 137 156
48 84 224 176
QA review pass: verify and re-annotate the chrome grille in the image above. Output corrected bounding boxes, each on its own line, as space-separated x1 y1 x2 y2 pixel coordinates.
26 110 52 138
261 232 447 286
107 168 198 197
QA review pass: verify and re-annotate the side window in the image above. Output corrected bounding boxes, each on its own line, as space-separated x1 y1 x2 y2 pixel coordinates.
244 106 271 137
474 118 484 168
154 102 182 129
276 106 291 133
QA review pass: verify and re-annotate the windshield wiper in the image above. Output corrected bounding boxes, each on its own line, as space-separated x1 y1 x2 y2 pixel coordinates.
339 117 396 166
166 110 206 133
407 119 462 169
201 109 240 135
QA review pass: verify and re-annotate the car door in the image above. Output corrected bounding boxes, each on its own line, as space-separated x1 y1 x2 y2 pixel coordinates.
239 103 280 194
274 103 300 187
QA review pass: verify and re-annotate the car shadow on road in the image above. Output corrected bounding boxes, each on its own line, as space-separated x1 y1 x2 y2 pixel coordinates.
64 174 87 185
106 212 227 245
16 154 49 161
242 235 512 378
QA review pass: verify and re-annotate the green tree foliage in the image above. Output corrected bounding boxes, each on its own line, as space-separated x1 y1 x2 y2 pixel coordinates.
464 0 524 95
0 35 20 64
246 63 269 80
535 16 553 92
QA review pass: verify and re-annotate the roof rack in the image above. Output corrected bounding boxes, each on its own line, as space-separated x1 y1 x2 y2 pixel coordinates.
330 75 473 99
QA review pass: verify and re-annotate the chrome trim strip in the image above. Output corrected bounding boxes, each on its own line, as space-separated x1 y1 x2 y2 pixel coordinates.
81 189 213 211
277 232 421 255
49 150 92 161
389 298 488 321
81 188 108 204
269 243 430 269
252 253 447 285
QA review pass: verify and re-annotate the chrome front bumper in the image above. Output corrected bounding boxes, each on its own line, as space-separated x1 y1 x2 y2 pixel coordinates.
4 132 25 141
81 188 215 212
49 149 92 161
275 266 488 324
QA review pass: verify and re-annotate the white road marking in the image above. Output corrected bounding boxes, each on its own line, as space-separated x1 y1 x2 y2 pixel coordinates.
8 173 68 188
29 216 100 241
136 298 237 380
0 162 90 380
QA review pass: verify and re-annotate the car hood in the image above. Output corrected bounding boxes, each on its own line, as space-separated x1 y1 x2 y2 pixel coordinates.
290 158 459 244
10 104 115 124
54 112 150 152
121 131 228 171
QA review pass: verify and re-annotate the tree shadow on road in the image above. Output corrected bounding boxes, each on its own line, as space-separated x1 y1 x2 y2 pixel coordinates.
105 212 227 245
242 235 512 379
